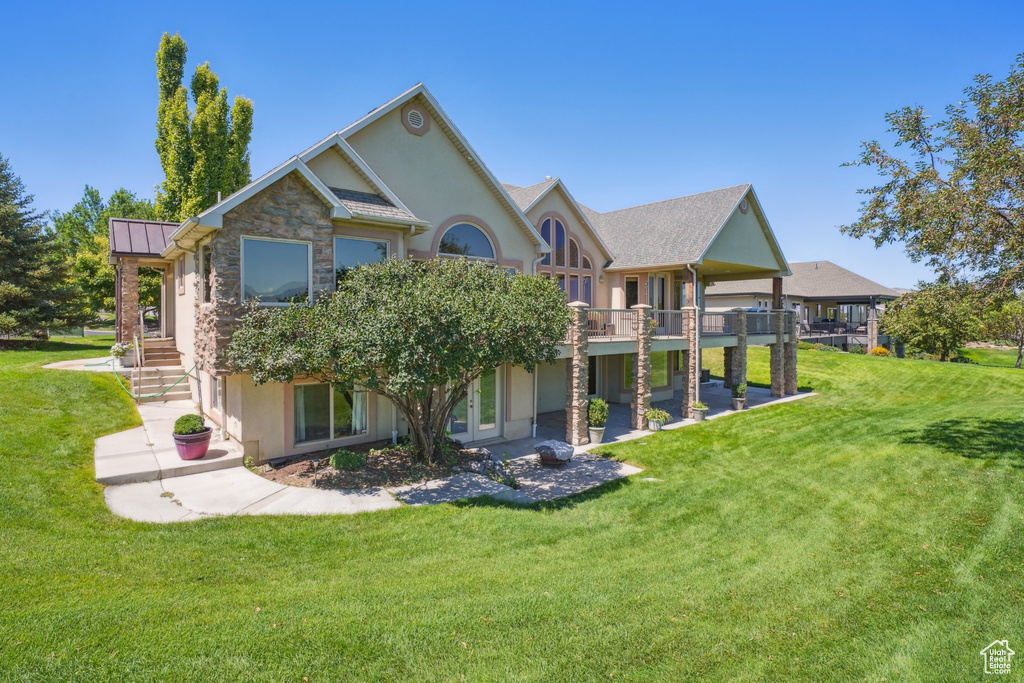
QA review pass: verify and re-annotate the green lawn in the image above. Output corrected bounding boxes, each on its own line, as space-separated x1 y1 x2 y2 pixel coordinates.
2 339 1023 680
959 345 1023 368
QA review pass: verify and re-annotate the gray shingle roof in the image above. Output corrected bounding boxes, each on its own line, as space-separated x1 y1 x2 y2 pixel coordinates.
501 179 556 211
108 218 179 257
329 187 419 222
705 261 901 299
580 184 752 269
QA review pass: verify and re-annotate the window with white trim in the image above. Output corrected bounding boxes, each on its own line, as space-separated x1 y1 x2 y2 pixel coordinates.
293 382 368 445
241 237 312 305
438 223 495 259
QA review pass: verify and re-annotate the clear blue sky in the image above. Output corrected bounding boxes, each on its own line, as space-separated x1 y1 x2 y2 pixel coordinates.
3 0 1022 288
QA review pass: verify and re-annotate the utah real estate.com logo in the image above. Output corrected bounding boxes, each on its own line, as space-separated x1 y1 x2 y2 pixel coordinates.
981 640 1015 675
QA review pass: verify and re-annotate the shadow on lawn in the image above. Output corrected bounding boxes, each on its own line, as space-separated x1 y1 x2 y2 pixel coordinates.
899 418 1024 467
706 371 814 394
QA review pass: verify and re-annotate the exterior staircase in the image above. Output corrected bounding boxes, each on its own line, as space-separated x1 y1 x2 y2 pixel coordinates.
131 338 193 403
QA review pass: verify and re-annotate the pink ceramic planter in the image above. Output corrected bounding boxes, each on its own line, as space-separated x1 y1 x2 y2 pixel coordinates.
173 428 213 460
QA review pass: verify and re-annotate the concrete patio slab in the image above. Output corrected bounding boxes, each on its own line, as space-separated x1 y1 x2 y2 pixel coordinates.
93 399 244 484
160 468 286 516
42 356 115 372
104 480 209 523
240 485 400 516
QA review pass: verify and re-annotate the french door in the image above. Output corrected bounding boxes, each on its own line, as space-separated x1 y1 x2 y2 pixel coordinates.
449 367 503 443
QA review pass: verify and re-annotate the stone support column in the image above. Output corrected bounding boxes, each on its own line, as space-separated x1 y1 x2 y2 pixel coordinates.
770 309 785 397
118 258 141 347
784 311 798 395
565 301 590 445
734 308 748 388
722 347 734 389
629 304 653 430
684 306 699 418
867 314 879 351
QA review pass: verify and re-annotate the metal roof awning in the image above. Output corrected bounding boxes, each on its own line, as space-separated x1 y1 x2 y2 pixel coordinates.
108 218 179 258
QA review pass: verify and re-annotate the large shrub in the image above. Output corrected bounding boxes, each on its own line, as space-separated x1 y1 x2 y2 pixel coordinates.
229 258 571 463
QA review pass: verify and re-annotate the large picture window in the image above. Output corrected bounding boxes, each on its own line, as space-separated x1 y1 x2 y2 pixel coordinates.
241 237 311 305
537 215 595 305
294 382 367 445
335 236 389 282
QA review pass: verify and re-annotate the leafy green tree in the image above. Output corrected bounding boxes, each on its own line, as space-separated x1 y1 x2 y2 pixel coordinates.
843 53 1024 296
228 258 571 462
883 282 982 361
0 154 89 336
155 32 253 221
983 295 1024 369
50 186 162 315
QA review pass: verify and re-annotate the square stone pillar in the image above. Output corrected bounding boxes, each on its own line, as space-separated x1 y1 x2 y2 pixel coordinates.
772 276 783 310
629 304 653 430
565 301 590 445
118 258 141 346
770 309 785 397
867 314 879 351
733 308 748 388
784 311 798 395
684 307 699 418
723 347 734 389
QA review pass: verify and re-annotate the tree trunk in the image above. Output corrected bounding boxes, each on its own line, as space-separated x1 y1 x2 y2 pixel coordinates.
1017 333 1023 369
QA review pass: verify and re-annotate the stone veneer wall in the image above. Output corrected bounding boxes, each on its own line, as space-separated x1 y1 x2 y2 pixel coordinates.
194 172 336 372
733 309 748 388
565 302 590 445
684 307 699 418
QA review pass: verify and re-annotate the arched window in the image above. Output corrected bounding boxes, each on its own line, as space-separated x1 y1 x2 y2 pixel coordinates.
554 221 566 266
536 214 596 306
438 223 495 259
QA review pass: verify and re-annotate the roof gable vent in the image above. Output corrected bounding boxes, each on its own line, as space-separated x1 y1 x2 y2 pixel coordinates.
407 109 424 129
401 101 431 136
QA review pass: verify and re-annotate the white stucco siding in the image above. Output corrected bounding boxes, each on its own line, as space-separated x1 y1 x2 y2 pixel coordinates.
702 204 782 271
345 105 539 268
525 189 610 307
305 147 376 193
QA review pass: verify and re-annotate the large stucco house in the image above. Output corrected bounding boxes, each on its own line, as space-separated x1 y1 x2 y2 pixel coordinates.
108 84 799 463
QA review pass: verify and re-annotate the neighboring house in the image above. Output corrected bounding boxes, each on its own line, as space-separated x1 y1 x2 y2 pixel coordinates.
705 260 901 349
108 84 798 462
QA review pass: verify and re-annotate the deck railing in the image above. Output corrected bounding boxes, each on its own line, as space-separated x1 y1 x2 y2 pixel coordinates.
651 309 687 336
586 309 637 338
701 311 739 336
746 311 774 335
802 319 879 337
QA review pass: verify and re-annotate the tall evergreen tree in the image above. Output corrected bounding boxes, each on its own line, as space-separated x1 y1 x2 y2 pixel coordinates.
0 154 89 336
154 32 253 221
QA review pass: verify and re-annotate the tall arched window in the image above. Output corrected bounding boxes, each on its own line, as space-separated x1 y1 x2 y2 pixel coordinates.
438 223 495 259
537 215 595 305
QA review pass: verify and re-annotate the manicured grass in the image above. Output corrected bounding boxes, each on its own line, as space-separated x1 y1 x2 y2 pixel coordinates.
959 345 1023 368
2 339 1024 680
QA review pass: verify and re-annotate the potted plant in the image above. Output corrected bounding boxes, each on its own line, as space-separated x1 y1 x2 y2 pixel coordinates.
172 414 213 460
645 407 671 431
111 341 134 368
730 382 747 410
588 398 609 444
691 401 709 422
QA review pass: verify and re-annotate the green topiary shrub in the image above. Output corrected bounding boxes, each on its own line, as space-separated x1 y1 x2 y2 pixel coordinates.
588 398 609 428
173 414 206 435
330 448 366 470
731 382 747 398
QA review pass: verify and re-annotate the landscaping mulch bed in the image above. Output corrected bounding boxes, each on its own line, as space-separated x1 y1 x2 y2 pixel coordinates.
256 439 489 489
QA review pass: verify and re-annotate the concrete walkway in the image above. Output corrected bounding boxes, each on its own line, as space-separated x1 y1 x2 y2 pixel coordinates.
94 400 245 484
92 379 810 523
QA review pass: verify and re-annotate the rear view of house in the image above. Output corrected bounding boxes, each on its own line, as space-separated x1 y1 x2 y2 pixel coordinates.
107 84 798 463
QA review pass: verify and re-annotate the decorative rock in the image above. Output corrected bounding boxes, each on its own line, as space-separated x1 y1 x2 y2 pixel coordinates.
535 440 573 467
